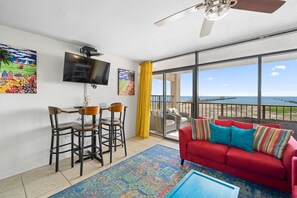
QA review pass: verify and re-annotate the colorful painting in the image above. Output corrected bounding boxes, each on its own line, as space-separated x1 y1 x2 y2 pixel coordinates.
118 68 135 95
0 43 37 93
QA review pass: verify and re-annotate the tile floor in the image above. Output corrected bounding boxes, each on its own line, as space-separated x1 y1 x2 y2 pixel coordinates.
0 135 179 198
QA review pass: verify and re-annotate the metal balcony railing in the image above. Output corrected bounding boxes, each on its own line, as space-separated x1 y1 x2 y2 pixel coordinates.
150 95 297 122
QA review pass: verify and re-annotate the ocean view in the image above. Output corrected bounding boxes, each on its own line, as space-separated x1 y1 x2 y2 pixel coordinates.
179 96 297 106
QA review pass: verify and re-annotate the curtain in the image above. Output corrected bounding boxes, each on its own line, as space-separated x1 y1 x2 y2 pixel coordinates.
136 61 152 138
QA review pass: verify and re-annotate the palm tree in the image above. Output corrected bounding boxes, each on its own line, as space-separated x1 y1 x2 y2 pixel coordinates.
0 48 13 71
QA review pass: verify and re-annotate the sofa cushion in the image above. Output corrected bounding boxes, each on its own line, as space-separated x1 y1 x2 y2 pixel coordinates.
210 123 231 146
230 126 255 152
233 120 253 129
188 140 229 164
226 147 286 180
293 186 297 198
259 123 281 129
197 116 206 119
253 125 293 159
191 118 211 140
214 119 233 127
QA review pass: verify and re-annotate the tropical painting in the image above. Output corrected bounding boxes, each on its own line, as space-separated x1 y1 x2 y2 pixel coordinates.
0 43 37 93
118 68 135 95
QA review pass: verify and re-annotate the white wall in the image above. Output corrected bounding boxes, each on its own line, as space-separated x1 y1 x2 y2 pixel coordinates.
153 31 297 71
0 25 139 180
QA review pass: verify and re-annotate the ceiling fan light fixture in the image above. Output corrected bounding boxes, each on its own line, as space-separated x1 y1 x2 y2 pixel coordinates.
205 0 231 21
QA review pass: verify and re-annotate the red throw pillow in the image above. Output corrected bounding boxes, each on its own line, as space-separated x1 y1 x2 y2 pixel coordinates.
214 119 233 127
260 123 281 129
232 120 253 129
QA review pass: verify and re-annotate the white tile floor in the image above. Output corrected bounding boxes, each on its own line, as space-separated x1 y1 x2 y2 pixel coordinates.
0 135 179 198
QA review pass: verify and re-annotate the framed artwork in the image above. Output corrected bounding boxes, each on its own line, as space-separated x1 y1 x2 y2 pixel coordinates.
118 68 135 95
0 43 37 93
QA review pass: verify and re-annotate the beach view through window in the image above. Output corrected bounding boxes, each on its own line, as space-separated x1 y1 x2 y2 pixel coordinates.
151 55 297 139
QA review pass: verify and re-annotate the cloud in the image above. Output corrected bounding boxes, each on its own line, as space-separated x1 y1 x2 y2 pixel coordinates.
207 77 213 81
275 65 286 70
223 84 228 87
17 52 31 57
7 49 18 53
19 57 35 61
271 72 279 76
272 68 276 71
19 50 36 55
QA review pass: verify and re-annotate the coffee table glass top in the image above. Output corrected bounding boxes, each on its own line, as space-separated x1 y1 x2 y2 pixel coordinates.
166 169 240 198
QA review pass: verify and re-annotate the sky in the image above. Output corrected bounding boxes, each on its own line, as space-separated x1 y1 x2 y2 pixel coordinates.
152 59 297 97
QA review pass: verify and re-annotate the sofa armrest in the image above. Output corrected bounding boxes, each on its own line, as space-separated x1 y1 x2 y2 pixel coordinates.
292 157 297 192
166 113 176 121
282 137 297 181
179 125 193 161
179 112 189 118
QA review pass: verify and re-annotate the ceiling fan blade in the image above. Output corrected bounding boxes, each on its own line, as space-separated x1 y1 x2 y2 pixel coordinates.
232 0 286 13
200 18 214 37
155 3 204 26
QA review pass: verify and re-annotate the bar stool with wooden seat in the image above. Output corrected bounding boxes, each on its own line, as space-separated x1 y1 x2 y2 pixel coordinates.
72 106 103 176
48 106 77 172
100 103 127 163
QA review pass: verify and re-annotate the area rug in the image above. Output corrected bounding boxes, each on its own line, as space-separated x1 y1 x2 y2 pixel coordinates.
51 144 290 198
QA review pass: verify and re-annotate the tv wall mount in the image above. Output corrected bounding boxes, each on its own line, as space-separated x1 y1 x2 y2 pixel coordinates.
80 46 103 58
80 46 103 89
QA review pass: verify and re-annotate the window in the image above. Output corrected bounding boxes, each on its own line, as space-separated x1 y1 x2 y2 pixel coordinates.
198 59 258 119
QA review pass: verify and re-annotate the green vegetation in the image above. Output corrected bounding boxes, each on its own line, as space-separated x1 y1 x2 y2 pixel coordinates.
265 106 297 114
1 62 36 76
119 80 128 91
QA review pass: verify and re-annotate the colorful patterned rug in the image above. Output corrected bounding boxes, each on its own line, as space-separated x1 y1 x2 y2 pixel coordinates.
51 144 290 198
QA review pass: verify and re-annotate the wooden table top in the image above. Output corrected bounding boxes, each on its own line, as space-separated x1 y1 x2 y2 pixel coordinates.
61 106 110 113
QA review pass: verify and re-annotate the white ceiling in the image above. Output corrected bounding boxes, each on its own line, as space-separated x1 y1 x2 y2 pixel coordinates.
0 0 296 62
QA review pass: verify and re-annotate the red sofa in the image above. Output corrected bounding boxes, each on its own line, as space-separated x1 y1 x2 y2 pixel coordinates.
293 157 297 197
179 120 297 193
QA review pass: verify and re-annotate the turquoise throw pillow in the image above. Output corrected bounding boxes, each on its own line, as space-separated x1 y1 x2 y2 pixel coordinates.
231 126 256 152
209 123 231 146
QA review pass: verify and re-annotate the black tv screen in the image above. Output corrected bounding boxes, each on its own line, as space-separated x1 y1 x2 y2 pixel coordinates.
63 52 110 85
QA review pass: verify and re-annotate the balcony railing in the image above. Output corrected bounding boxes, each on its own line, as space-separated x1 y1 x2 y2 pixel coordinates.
150 95 297 122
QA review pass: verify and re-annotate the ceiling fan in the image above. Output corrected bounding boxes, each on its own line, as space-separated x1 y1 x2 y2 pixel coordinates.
154 0 286 37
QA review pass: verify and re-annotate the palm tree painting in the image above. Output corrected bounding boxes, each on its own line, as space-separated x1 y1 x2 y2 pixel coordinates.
0 43 37 93
118 68 135 95
0 48 13 71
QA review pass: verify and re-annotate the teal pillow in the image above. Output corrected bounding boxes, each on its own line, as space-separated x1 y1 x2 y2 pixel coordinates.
209 123 231 145
231 126 256 152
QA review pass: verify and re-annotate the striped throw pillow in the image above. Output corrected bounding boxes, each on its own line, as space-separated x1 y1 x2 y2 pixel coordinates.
253 125 293 159
191 118 211 140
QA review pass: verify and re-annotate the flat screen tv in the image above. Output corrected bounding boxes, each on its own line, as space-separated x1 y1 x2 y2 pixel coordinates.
63 52 110 85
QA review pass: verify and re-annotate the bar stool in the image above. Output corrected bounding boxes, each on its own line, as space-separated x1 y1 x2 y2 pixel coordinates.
102 102 122 122
72 106 103 176
100 103 127 163
48 106 77 172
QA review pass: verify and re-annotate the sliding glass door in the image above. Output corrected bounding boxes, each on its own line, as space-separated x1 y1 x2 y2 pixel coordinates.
164 70 193 140
150 74 164 136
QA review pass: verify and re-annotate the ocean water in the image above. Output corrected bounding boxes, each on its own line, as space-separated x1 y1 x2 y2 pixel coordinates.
179 96 297 106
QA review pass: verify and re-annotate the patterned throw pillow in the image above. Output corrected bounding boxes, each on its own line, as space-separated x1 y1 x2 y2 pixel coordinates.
191 118 211 140
253 125 293 159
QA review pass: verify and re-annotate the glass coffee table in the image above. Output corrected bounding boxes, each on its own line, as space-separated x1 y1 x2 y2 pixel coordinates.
166 170 240 198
